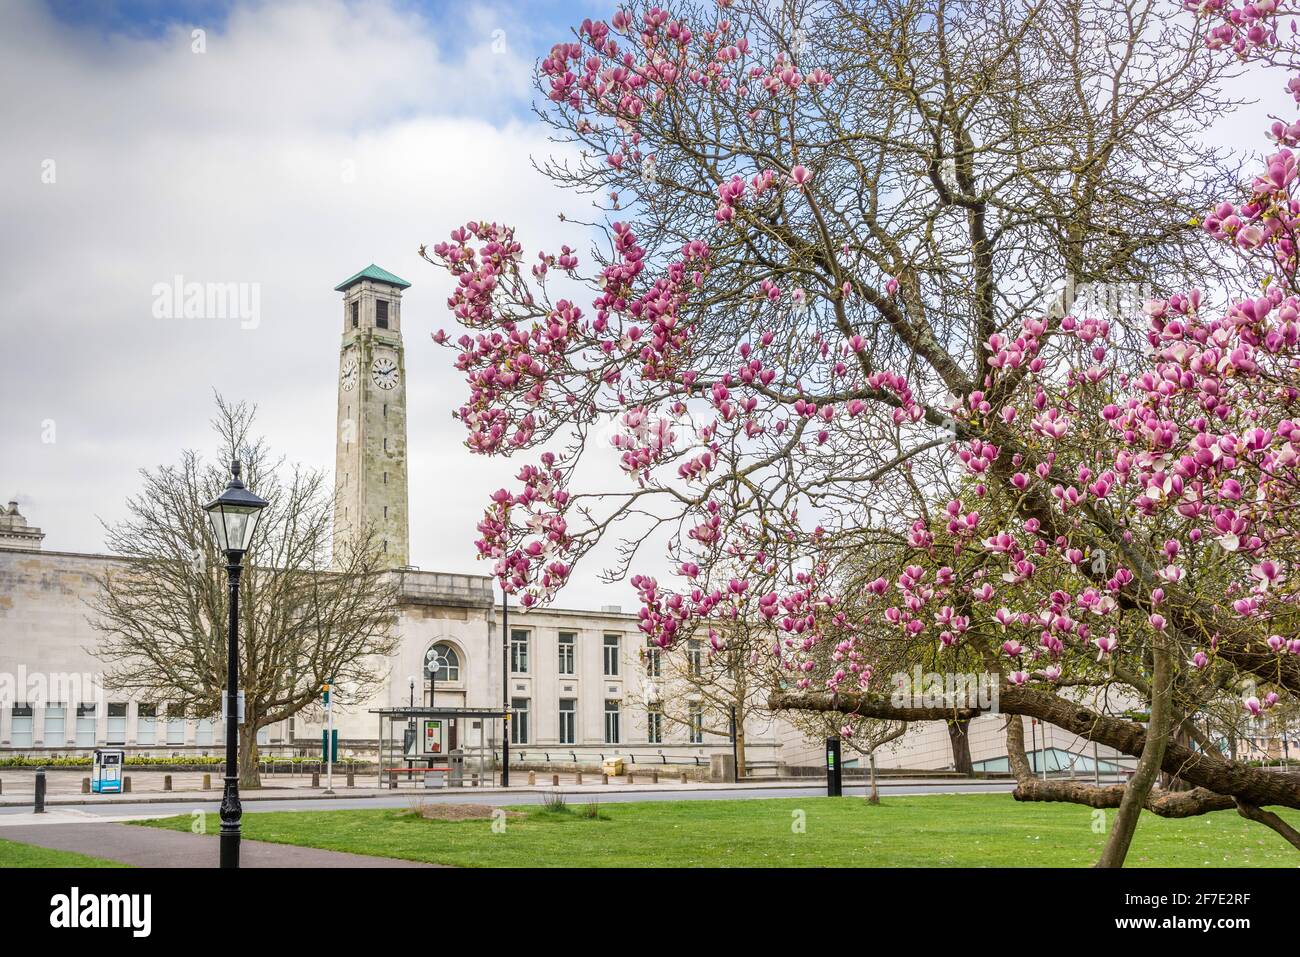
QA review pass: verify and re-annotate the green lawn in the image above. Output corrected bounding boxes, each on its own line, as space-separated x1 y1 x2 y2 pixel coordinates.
0 837 127 868
138 793 1300 867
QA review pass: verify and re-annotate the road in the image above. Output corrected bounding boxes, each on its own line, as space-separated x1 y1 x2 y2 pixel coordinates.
0 779 1015 820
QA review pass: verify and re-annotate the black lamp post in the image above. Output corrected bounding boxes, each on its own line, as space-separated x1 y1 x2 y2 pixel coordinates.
406 676 416 775
203 459 268 870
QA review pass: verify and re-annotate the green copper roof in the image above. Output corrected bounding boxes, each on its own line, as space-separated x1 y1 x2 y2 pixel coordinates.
333 264 411 292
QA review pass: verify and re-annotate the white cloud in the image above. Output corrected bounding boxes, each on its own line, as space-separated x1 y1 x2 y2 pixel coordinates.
0 0 654 610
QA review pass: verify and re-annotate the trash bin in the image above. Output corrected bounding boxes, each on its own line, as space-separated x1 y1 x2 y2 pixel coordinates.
602 757 625 777
448 750 465 787
91 748 125 794
424 770 445 789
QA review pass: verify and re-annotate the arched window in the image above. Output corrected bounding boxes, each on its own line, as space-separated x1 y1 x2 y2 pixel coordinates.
425 643 460 682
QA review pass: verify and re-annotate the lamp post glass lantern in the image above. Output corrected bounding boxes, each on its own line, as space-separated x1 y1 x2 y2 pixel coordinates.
203 459 268 870
425 647 447 709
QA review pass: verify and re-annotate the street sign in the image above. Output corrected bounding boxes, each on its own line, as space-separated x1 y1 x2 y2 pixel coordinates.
221 690 245 723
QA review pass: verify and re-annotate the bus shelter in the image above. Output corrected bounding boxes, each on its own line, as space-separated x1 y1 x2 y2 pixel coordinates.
369 706 505 789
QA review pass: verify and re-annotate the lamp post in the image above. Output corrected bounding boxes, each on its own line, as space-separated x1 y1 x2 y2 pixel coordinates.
203 459 268 870
406 676 416 775
425 648 446 711
501 588 510 786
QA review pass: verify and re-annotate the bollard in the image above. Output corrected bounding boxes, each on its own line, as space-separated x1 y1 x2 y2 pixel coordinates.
203 773 211 790
82 777 91 794
627 772 635 785
652 770 659 784
163 774 172 792
311 771 320 788
552 774 559 787
123 776 132 793
601 773 609 785
34 768 46 813
0 778 4 795
575 772 583 785
528 771 536 786
680 772 688 784
347 769 355 788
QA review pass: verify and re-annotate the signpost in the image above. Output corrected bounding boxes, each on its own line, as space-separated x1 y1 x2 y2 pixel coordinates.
826 737 843 797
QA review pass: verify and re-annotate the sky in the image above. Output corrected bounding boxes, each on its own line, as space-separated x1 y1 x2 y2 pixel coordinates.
0 0 656 611
0 0 1292 613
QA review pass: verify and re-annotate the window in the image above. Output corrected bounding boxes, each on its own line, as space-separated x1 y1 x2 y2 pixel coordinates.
688 639 704 677
558 632 576 675
603 634 620 676
107 703 127 745
137 703 157 745
196 718 214 746
645 639 662 678
426 643 460 682
10 703 33 748
689 703 704 744
166 705 185 745
76 703 97 747
350 300 359 328
510 628 530 674
647 705 663 744
559 698 576 745
511 697 530 744
43 703 65 744
376 298 389 329
604 699 621 744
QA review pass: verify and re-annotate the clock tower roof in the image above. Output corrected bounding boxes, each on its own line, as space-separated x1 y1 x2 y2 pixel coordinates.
333 263 411 293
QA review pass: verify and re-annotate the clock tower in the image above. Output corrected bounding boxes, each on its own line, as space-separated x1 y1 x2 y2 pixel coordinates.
332 264 410 569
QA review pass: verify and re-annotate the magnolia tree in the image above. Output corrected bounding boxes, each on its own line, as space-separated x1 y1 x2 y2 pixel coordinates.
423 0 1300 863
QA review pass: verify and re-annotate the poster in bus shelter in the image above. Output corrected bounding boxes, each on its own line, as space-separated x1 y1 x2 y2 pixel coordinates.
422 719 444 755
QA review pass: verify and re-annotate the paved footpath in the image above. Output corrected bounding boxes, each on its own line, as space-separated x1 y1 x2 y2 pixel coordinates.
0 820 435 868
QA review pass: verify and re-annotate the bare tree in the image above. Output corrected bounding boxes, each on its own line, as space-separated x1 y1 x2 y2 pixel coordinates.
91 396 400 786
631 616 775 778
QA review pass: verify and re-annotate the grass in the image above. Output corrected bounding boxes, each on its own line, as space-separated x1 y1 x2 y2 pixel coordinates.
0 838 127 868
137 793 1300 867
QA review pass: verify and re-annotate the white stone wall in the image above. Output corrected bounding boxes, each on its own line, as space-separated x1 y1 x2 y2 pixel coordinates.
0 553 787 766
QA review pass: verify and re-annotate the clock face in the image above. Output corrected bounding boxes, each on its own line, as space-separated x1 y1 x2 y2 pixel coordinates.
372 355 399 391
340 356 358 392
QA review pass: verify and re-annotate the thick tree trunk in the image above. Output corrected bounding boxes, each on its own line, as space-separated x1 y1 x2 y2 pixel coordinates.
1005 714 1236 817
1096 640 1173 867
770 686 1300 809
947 717 974 775
239 724 261 789
735 728 747 781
